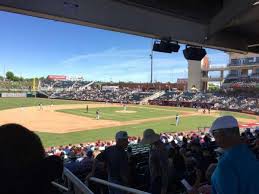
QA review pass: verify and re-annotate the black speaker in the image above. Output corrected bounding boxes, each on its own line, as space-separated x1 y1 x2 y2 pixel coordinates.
183 46 207 60
152 40 180 53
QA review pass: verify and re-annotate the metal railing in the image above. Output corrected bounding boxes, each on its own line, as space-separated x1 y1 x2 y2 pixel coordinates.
63 168 94 194
89 177 151 194
63 168 150 194
51 181 69 192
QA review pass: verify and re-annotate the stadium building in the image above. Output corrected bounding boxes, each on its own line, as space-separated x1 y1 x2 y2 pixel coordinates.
188 53 259 92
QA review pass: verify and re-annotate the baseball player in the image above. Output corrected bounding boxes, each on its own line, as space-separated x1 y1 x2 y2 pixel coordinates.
176 113 180 126
96 109 100 120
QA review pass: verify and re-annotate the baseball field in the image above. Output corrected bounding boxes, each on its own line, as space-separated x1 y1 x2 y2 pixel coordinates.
0 98 258 147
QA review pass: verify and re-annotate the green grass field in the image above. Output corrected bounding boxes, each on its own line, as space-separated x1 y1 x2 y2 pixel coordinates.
0 97 85 110
37 115 215 147
0 97 257 147
219 111 256 120
57 106 179 121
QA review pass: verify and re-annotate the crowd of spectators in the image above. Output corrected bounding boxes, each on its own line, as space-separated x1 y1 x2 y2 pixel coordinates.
39 80 91 91
38 79 259 114
156 91 259 114
1 117 259 194
44 122 259 194
205 94 258 113
0 80 32 91
48 89 155 104
223 74 259 83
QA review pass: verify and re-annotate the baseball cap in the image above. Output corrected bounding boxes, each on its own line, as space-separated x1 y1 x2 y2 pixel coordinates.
140 128 160 144
209 115 238 133
115 131 128 141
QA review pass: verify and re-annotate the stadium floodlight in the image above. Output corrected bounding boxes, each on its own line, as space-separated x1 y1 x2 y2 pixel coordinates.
183 45 207 61
152 40 180 53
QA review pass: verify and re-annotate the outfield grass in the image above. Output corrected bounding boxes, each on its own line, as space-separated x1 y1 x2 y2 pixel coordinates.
57 106 180 121
219 111 256 120
0 97 86 110
38 115 215 147
141 105 197 112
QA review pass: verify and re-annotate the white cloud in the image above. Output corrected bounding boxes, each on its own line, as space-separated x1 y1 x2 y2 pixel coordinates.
62 48 149 65
61 48 189 82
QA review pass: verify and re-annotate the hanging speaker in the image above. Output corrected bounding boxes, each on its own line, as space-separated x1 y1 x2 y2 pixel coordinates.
183 46 206 60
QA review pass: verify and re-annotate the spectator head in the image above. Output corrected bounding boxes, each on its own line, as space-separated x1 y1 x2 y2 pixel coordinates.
210 116 240 149
69 151 77 161
190 142 201 153
0 123 63 194
87 150 94 158
115 131 129 149
140 128 160 145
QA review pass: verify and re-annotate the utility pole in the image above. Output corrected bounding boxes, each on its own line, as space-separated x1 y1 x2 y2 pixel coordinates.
3 64 6 81
150 39 154 84
150 53 153 83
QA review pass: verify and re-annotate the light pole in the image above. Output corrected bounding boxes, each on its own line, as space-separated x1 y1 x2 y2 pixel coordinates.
150 53 153 83
3 64 6 81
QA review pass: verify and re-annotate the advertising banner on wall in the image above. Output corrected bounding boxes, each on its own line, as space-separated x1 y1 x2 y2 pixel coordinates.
1 93 27 98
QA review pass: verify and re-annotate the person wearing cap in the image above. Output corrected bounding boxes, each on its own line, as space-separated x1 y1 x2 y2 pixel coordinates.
65 151 81 175
141 129 168 194
209 116 259 194
86 131 129 194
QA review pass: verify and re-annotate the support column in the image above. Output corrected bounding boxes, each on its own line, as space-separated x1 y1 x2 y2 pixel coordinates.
187 60 202 91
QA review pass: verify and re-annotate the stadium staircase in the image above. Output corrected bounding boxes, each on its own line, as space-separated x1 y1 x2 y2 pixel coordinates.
70 81 78 91
37 91 50 98
140 91 165 105
79 81 95 91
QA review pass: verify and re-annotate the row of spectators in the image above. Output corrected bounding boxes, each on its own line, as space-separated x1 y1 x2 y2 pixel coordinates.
0 80 32 91
39 80 91 91
156 91 259 114
223 77 259 84
49 89 155 104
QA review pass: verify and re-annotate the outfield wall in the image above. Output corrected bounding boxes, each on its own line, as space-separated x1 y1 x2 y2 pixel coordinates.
0 92 37 98
0 92 27 98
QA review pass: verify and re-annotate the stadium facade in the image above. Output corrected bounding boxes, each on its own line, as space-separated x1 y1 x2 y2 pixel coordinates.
188 53 259 92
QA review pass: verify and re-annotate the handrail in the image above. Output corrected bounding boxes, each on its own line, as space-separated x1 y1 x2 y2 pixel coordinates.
89 177 151 194
51 181 69 192
64 168 94 194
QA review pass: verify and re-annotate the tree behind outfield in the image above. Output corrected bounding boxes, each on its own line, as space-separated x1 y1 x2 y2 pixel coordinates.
6 71 15 80
208 83 220 92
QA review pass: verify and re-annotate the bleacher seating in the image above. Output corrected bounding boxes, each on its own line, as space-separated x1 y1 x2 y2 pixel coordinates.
0 80 32 91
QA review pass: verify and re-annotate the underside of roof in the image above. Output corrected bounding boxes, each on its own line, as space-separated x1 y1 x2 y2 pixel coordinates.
0 0 259 53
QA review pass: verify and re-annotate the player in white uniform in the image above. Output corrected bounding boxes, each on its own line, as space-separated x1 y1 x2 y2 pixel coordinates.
176 114 180 126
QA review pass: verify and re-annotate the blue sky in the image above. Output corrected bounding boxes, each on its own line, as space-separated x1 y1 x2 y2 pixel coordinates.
0 11 229 82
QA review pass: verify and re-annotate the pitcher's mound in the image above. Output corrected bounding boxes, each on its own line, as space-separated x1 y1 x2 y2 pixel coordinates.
116 110 137 114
